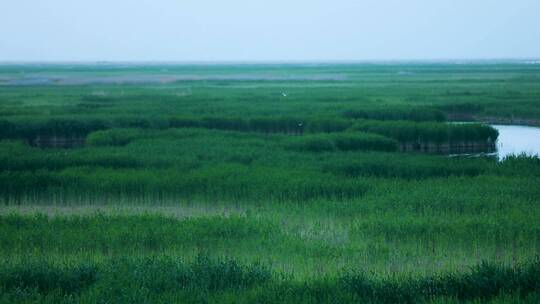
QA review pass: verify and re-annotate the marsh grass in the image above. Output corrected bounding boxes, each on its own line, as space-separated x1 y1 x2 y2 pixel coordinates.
1 256 538 303
2 63 540 303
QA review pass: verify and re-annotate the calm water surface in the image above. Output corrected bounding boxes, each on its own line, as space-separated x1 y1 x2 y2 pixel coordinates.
493 125 540 159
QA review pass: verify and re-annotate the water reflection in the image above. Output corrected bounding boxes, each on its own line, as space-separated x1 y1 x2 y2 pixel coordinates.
493 125 540 160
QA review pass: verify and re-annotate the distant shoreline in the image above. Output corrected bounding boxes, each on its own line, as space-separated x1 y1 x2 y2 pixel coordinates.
1 58 540 66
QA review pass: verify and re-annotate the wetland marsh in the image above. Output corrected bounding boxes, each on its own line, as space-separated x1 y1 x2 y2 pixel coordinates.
1 62 540 303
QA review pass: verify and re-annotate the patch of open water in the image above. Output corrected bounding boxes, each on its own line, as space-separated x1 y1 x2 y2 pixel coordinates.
493 125 540 159
450 124 540 160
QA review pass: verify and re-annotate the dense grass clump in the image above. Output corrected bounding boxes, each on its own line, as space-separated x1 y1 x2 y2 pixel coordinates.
0 165 369 204
0 262 97 295
2 127 540 203
284 132 398 152
352 120 498 144
124 256 271 292
0 257 271 302
86 128 148 146
343 106 446 122
0 118 108 141
324 153 486 179
0 214 278 254
1 116 351 143
0 258 538 303
340 260 540 303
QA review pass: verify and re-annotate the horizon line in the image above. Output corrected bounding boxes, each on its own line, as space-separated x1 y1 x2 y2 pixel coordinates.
1 57 540 65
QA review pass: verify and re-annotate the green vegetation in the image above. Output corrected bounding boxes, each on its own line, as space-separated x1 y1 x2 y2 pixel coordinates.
1 62 539 303
351 120 498 144
284 132 399 152
1 255 539 303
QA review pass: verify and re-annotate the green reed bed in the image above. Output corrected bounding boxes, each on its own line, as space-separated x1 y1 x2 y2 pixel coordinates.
351 119 499 145
342 106 446 122
0 115 356 143
2 63 540 303
1 127 539 205
284 132 398 152
2 178 539 274
0 250 539 303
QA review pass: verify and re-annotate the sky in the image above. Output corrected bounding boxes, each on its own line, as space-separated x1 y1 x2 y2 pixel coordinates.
1 0 539 62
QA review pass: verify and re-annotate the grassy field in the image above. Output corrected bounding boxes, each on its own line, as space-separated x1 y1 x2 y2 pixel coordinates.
1 62 540 303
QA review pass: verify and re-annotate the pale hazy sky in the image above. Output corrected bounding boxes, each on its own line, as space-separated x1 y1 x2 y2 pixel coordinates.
1 0 539 62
